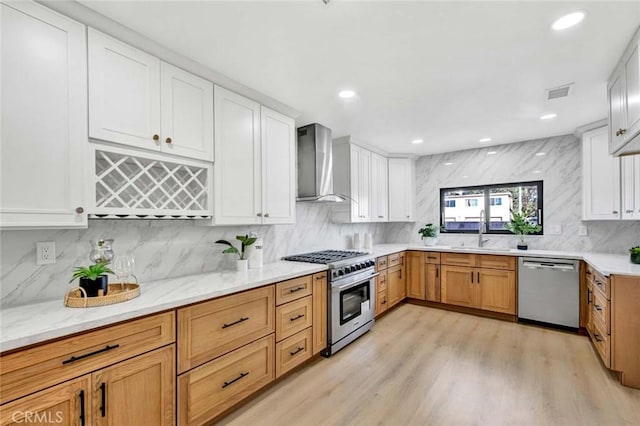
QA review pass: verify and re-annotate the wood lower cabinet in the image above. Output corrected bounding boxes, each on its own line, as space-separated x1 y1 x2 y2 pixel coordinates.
275 296 313 341
441 266 475 308
387 264 406 308
375 253 407 316
93 345 175 426
312 272 328 355
426 263 441 302
178 335 274 425
406 252 426 300
276 328 312 378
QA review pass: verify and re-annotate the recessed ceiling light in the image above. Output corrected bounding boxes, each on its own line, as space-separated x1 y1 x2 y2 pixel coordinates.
444 162 453 166
412 139 424 144
552 11 586 31
487 151 497 155
540 113 557 120
479 138 492 143
535 152 546 156
338 90 356 99
533 170 542 174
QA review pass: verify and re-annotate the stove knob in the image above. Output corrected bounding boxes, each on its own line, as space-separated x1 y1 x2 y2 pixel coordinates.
338 269 345 276
369 260 376 267
361 262 368 269
350 266 357 272
355 264 362 270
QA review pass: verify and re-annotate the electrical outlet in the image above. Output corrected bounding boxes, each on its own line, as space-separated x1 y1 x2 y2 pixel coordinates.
578 225 588 236
548 225 562 235
36 241 56 265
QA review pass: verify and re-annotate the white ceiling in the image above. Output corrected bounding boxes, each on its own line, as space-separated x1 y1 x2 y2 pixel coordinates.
80 0 640 155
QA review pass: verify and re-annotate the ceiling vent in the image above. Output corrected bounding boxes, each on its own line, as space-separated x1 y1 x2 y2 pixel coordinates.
546 83 573 100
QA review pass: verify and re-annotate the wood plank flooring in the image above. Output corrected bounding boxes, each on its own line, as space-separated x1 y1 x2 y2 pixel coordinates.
219 304 640 426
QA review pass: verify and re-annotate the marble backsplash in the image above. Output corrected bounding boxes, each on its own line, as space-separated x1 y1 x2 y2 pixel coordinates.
0 203 385 307
383 134 640 251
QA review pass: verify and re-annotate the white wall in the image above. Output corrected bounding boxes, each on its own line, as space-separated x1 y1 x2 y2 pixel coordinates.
384 134 640 251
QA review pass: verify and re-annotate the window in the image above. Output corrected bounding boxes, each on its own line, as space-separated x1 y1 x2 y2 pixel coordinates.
440 181 543 234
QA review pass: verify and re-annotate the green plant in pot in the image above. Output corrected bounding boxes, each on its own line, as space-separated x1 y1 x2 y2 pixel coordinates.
630 246 640 265
69 262 113 297
215 235 257 272
504 209 541 250
418 224 440 246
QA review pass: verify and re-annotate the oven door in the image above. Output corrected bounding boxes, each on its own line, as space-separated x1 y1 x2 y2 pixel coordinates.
331 274 376 344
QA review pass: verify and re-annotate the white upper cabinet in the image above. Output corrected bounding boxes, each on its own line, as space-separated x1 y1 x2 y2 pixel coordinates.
621 155 640 220
212 87 295 225
1 2 88 228
608 66 627 154
89 29 161 151
261 106 296 224
333 142 372 223
370 153 389 222
388 158 415 222
582 127 621 220
160 62 214 161
89 30 213 161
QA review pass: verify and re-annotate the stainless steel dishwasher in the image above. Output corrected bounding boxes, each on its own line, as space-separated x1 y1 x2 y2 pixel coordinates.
518 257 580 331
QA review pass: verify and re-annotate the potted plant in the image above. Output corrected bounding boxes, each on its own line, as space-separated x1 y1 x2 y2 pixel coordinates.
215 235 257 272
630 246 640 265
504 209 541 250
69 262 114 297
418 224 440 246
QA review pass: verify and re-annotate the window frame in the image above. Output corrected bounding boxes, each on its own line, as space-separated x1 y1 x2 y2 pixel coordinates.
439 180 544 235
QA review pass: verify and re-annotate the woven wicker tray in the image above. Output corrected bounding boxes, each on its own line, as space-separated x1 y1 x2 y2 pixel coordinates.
64 282 140 308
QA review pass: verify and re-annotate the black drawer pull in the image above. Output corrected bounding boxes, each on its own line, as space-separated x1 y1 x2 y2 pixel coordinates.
470 271 474 283
381 300 386 304
100 382 106 417
79 390 86 426
290 346 305 356
315 276 325 281
290 313 305 321
477 272 480 283
222 372 249 389
428 256 437 260
593 333 603 342
436 267 439 278
289 286 305 293
62 344 120 365
594 304 603 312
587 288 591 304
222 317 249 329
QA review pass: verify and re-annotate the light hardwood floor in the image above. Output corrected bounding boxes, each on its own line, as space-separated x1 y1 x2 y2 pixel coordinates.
219 304 640 426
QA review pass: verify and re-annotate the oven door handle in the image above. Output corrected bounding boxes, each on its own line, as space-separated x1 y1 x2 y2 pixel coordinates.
335 273 379 291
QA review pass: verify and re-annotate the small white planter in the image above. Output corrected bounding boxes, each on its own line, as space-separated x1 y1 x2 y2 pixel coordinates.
236 259 249 272
423 237 437 246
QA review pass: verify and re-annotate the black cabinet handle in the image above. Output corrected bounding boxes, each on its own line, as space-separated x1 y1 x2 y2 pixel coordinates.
289 286 305 293
290 346 305 356
100 382 106 417
222 372 249 389
315 276 325 281
470 271 474 283
587 288 591 304
290 314 305 322
62 344 120 365
222 317 249 329
477 272 480 283
594 333 603 342
436 267 439 278
79 390 86 426
381 300 386 304
594 304 602 312
428 256 437 260
399 269 402 279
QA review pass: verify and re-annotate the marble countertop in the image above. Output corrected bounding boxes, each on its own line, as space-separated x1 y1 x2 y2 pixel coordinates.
0 261 327 353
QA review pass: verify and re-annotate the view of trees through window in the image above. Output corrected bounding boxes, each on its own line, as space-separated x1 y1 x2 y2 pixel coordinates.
440 181 543 234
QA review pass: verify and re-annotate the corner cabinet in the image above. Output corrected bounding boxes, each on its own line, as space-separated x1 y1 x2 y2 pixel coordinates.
582 126 621 220
388 158 416 222
1 1 88 228
212 86 295 225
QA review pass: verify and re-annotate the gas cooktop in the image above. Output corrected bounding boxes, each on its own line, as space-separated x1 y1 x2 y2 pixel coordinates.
282 250 369 265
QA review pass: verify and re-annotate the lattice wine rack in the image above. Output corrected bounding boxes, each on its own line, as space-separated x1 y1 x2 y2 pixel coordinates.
90 145 213 219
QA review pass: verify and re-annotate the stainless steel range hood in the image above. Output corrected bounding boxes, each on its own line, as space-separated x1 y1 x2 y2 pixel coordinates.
296 123 347 202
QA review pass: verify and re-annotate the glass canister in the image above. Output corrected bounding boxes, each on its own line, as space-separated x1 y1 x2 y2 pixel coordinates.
89 239 115 264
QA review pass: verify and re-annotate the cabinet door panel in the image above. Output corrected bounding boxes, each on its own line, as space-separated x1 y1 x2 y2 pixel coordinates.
312 272 328 355
160 62 213 161
582 126 621 220
387 265 404 308
359 148 371 221
350 146 361 221
93 345 174 426
370 153 388 221
621 155 640 220
89 29 160 150
406 252 425 300
609 70 626 153
214 86 262 224
441 265 475 308
388 159 408 221
261 107 296 224
1 2 87 228
624 42 640 140
426 264 441 302
477 269 516 314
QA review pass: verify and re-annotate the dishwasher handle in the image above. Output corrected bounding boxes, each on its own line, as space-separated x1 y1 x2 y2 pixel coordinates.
521 260 576 271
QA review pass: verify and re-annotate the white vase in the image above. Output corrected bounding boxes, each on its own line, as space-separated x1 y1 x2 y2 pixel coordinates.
236 259 249 272
423 237 437 246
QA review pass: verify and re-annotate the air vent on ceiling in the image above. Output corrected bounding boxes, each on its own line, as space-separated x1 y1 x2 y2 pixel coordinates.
546 83 574 100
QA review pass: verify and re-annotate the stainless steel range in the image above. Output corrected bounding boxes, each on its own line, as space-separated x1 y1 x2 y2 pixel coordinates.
283 250 377 356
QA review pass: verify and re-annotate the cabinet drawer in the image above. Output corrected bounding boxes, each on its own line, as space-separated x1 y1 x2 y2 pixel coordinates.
590 268 611 299
388 253 400 267
425 252 441 264
376 256 388 271
275 328 312 378
589 319 611 368
178 334 274 425
275 275 312 305
477 254 516 271
177 286 274 373
441 252 476 267
377 270 388 292
0 312 175 405
376 290 388 315
591 289 611 334
276 296 313 342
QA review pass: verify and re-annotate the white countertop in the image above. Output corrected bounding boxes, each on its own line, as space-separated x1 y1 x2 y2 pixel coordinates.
0 261 327 353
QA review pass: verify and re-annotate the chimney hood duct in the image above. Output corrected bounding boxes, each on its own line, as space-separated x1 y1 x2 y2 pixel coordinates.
296 123 347 202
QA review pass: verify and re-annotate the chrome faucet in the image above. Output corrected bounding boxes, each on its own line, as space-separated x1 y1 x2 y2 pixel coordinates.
478 210 489 247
